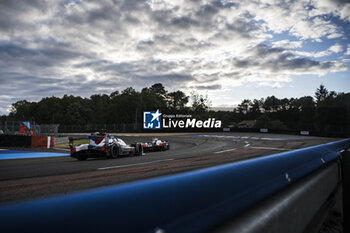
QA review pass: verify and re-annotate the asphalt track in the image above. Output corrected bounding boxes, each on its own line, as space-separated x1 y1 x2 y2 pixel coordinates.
0 132 340 205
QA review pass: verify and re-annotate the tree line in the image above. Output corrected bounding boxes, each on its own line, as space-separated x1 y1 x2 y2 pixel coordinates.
2 84 349 136
3 83 208 125
212 85 349 136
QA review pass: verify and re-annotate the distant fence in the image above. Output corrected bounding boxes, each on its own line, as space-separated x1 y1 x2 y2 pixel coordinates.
1 139 349 233
0 121 26 135
58 123 138 133
0 121 58 136
37 124 59 136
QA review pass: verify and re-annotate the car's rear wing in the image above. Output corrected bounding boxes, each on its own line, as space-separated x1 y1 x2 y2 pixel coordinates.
68 136 87 148
68 137 74 149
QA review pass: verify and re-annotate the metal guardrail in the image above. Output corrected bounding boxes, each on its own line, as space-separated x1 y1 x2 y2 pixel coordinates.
214 160 343 233
0 139 350 233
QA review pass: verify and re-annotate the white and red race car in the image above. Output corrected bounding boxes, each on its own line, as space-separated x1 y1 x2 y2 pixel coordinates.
69 134 144 161
141 138 170 152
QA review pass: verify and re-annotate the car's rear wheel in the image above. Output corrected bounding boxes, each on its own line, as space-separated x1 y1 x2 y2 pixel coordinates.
110 145 119 158
76 153 88 161
138 144 143 155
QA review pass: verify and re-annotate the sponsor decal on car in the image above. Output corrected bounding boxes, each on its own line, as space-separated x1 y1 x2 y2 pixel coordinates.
143 110 222 129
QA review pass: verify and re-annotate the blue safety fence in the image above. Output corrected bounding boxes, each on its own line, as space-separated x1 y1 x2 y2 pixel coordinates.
0 139 350 233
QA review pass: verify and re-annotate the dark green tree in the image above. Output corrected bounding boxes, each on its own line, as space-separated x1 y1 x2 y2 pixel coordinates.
190 92 210 113
167 91 189 110
315 84 328 104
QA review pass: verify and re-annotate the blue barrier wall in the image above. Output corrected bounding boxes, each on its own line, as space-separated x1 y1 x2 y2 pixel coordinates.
1 139 350 233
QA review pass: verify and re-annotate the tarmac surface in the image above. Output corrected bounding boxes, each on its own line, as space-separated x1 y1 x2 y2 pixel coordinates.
0 132 340 205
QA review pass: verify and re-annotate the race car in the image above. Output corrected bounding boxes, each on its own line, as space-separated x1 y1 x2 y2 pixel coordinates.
69 134 144 161
141 138 170 152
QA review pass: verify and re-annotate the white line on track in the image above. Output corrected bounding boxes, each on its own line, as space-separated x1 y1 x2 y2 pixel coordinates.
244 144 250 148
214 148 237 154
97 159 175 170
251 147 291 151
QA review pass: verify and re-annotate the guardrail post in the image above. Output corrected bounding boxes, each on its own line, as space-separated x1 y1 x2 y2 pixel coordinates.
342 150 350 233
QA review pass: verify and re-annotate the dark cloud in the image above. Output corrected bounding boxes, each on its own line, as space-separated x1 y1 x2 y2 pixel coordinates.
275 58 320 70
233 59 251 68
192 84 222 90
0 71 122 109
73 60 112 69
136 34 213 54
193 72 222 83
231 43 346 73
118 0 149 11
212 0 237 8
196 4 219 17
97 59 179 76
135 73 194 82
255 44 285 56
0 0 49 31
151 9 173 25
226 19 260 38
0 41 88 78
136 40 155 51
170 16 200 28
0 73 61 86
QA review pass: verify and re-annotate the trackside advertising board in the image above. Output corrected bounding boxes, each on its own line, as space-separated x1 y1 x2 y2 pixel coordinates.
143 110 222 129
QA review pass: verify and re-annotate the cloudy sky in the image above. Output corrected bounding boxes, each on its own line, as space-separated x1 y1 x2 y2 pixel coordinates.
1 0 350 114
